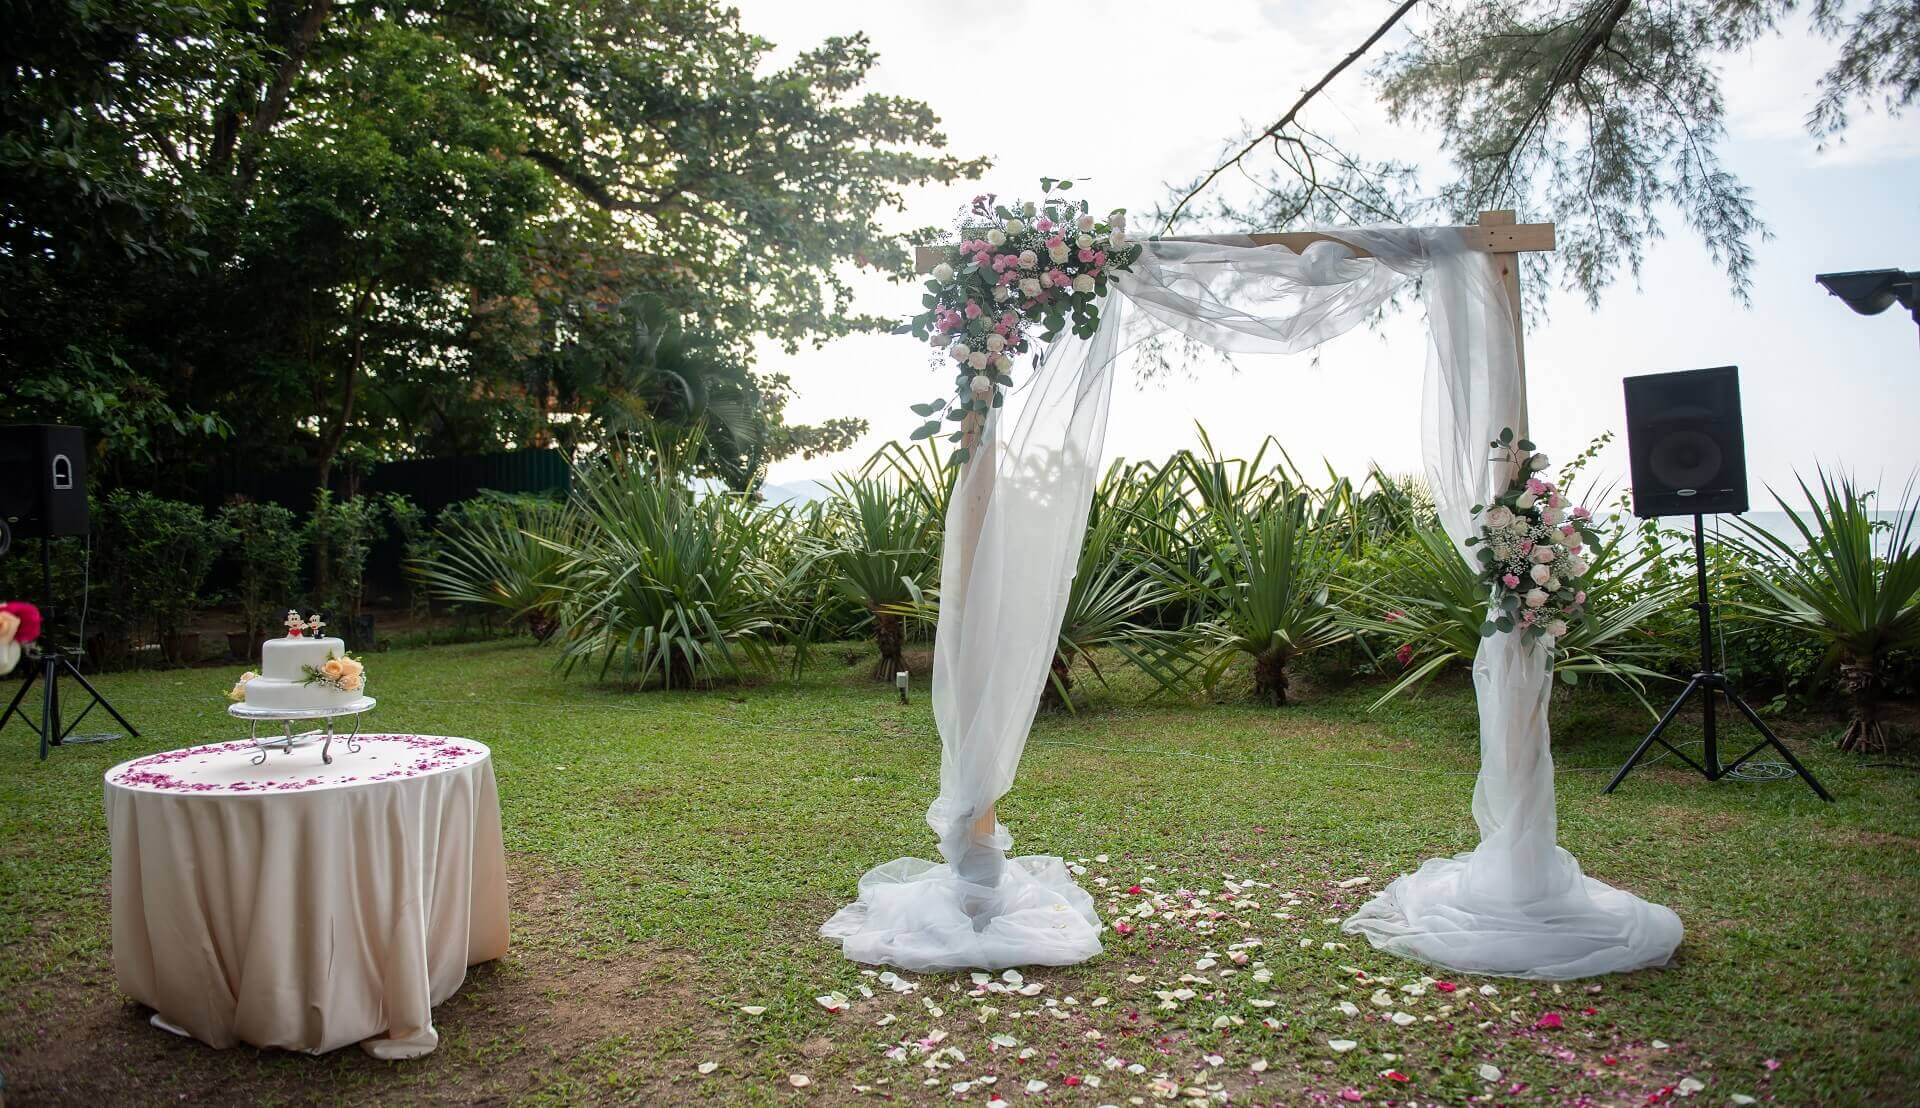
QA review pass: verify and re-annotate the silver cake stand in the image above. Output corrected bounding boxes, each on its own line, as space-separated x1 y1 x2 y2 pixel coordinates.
227 697 376 765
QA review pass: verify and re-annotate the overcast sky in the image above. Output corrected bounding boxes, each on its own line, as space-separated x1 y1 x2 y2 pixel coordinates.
732 0 1919 507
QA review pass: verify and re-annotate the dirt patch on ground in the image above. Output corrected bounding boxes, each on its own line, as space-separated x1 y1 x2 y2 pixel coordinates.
0 858 709 1106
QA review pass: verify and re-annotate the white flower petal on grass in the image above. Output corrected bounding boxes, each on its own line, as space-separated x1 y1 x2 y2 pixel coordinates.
788 1074 811 1088
1477 1064 1502 1081
814 992 850 1011
1250 1058 1269 1073
697 1062 718 1074
1371 989 1395 1008
991 1034 1018 1048
1095 853 1109 862
1677 1077 1706 1096
1391 1011 1416 1026
1002 970 1024 985
1479 984 1500 996
1653 1039 1670 1049
1337 1001 1361 1017
971 972 992 985
1204 1054 1225 1067
1329 1039 1359 1053
1337 876 1370 888
1026 1079 1048 1093
1731 1096 1757 1105
739 1005 766 1015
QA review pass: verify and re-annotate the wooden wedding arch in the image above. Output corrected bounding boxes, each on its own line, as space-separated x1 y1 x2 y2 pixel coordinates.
912 209 1558 848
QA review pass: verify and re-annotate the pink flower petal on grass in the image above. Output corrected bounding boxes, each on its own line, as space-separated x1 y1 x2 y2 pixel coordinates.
1534 1012 1564 1030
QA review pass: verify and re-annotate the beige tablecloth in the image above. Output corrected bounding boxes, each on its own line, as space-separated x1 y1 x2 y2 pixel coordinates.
105 734 509 1058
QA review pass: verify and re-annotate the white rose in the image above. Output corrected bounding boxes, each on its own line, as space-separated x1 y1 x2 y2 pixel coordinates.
987 229 1006 247
992 285 1011 302
1076 214 1095 232
985 333 1006 352
931 262 954 283
1018 249 1038 269
1529 564 1552 586
1532 546 1556 564
1048 244 1070 264
1509 517 1531 535
1547 577 1561 592
1529 454 1550 471
1021 201 1037 217
1491 543 1512 560
1018 277 1041 297
1568 557 1590 577
1484 505 1514 529
1524 588 1549 609
969 374 993 395
1075 233 1093 249
1109 230 1128 248
1545 619 1569 638
1515 491 1537 510
1072 274 1095 294
1541 507 1563 526
993 353 1011 371
1005 219 1024 235
967 351 989 371
951 343 970 360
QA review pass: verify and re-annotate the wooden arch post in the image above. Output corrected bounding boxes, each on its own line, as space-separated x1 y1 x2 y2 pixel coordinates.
917 211 1557 859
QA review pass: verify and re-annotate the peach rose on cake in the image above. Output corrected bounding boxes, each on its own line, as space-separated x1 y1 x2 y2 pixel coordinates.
340 672 364 693
227 671 257 702
321 657 348 680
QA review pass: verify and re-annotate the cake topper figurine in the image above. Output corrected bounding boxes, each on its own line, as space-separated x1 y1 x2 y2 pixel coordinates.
284 610 306 637
304 614 326 636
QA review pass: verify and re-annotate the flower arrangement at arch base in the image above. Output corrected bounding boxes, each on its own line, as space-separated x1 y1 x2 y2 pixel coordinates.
1467 428 1599 648
898 178 1142 465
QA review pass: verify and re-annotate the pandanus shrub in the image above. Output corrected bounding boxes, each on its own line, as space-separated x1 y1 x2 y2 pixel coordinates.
554 451 785 688
815 473 940 680
412 495 576 641
1178 486 1351 705
1725 471 1920 753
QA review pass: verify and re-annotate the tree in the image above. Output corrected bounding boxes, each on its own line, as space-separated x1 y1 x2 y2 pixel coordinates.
1163 0 1920 307
1 0 982 491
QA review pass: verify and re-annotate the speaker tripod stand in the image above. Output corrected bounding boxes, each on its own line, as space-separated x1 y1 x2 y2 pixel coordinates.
0 536 136 759
1604 514 1830 800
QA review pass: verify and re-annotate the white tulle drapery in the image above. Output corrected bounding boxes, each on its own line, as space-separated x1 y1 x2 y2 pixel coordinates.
823 228 1682 978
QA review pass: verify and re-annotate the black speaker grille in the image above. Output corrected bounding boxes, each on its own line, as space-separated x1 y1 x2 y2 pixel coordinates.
1623 367 1748 519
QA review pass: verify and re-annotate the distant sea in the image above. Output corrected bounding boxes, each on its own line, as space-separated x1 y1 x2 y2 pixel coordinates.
1656 510 1916 555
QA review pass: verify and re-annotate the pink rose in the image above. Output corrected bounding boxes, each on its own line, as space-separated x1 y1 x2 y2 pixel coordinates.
973 250 991 266
1502 573 1521 588
1094 250 1108 265
1526 478 1547 494
1035 218 1054 232
1078 247 1096 263
964 301 983 319
1572 506 1591 519
1519 539 1535 554
0 602 40 644
1574 590 1587 604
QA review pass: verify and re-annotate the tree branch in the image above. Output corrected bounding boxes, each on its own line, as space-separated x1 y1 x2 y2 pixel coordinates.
1162 0 1422 230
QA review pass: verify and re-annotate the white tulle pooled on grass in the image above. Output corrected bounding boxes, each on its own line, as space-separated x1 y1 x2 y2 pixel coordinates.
823 227 1681 977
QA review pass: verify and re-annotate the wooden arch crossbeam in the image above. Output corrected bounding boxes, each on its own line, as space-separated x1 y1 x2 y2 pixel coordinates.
917 210 1557 849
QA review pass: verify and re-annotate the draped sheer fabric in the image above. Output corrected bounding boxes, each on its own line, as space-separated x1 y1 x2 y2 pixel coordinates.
823 228 1682 978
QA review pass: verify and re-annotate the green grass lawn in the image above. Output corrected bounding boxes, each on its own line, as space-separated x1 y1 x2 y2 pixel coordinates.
2 639 1916 1106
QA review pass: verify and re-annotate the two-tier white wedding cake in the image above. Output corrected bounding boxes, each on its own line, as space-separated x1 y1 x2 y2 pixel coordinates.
229 612 368 711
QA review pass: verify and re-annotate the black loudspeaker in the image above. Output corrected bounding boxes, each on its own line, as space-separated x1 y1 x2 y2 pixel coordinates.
1622 367 1748 519
0 425 90 539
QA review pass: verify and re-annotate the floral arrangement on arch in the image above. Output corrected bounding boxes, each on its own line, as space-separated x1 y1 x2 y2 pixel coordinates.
1466 428 1598 647
898 178 1142 464
0 601 43 676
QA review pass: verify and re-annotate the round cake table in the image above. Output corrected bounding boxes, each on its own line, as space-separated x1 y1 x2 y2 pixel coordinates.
104 734 510 1058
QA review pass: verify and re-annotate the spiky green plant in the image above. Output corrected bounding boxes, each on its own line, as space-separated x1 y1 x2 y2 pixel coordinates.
1725 471 1920 753
554 451 784 688
814 474 940 679
412 496 577 641
1176 483 1351 706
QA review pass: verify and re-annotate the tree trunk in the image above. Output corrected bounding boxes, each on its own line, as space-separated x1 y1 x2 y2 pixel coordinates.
1253 646 1292 706
1039 651 1074 710
1838 658 1886 754
870 609 905 681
